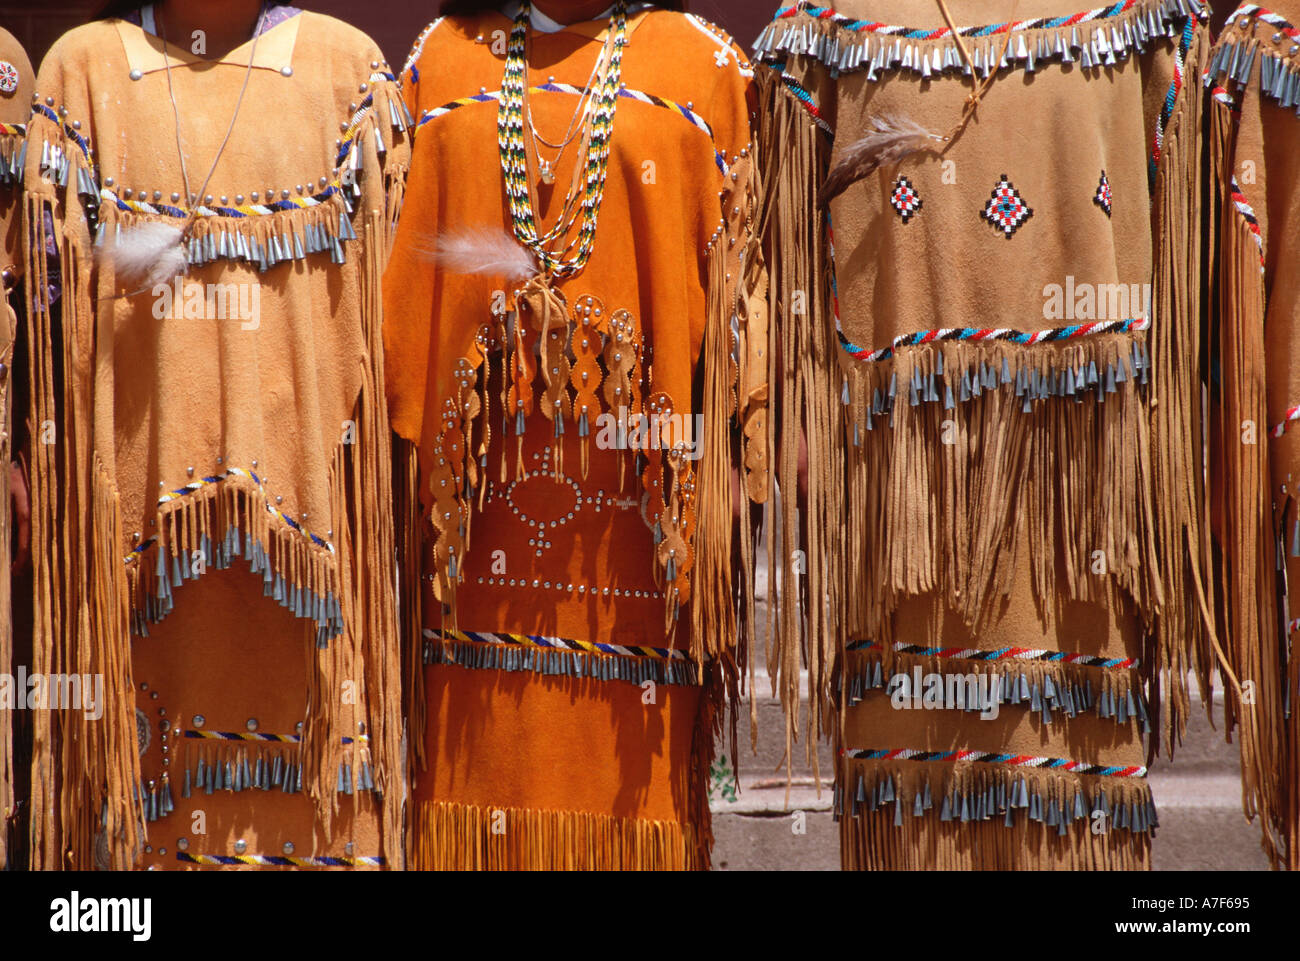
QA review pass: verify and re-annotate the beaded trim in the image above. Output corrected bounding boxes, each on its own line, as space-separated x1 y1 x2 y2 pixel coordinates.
1149 14 1195 182
177 852 383 867
33 102 92 161
770 62 833 133
425 627 691 662
156 467 334 553
103 182 340 219
755 0 1204 80
423 628 705 686
1229 175 1267 276
183 730 368 744
842 643 1149 728
834 765 1157 832
421 83 729 175
1271 404 1300 439
402 17 444 83
841 317 1151 364
773 0 1149 39
1206 5 1300 117
848 639 1139 669
684 13 754 78
843 747 1147 777
0 121 24 134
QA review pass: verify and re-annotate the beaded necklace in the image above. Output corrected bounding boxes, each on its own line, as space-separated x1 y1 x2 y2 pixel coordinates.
497 0 627 280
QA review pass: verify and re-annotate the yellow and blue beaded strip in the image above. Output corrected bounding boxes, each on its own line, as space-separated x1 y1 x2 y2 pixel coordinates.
420 82 728 175
423 627 705 686
176 852 383 867
156 466 334 553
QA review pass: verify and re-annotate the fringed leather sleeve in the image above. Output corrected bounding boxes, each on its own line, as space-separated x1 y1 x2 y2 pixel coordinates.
0 27 32 873
1204 3 1300 870
755 52 841 784
1141 5 1217 763
341 56 412 870
23 44 139 871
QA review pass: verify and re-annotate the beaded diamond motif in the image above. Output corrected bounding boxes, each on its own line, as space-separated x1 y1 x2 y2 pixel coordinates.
890 175 923 224
981 174 1033 239
1094 170 1112 217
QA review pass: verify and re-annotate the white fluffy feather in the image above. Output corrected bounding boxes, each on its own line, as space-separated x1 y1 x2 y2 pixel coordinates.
424 227 539 282
102 221 186 292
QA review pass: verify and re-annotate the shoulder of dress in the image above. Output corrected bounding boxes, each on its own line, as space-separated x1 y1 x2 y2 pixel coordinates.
294 11 388 69
37 19 123 75
640 10 755 80
0 25 32 76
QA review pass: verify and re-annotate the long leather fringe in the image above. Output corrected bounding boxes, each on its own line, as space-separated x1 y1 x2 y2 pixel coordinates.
1207 90 1287 869
756 66 841 787
1148 21 1213 763
837 756 1155 870
410 800 706 870
22 80 408 870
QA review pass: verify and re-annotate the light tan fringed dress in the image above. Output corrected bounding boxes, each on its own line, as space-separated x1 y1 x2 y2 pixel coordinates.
756 0 1213 869
0 25 33 871
1207 1 1300 871
24 7 409 870
383 4 767 869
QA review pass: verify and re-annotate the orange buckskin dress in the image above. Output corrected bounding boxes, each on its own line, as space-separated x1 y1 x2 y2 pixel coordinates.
384 2 768 869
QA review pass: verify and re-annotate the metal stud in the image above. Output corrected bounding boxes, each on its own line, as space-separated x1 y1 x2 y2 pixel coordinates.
177 837 188 851
192 714 204 728
129 69 142 81
283 841 295 854
233 839 247 854
281 66 293 77
246 718 258 732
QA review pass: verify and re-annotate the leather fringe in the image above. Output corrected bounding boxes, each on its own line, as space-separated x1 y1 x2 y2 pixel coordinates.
1147 15 1214 765
410 799 706 870
0 289 15 868
842 646 1149 730
1207 76 1288 869
21 80 408 869
756 64 842 784
837 755 1155 869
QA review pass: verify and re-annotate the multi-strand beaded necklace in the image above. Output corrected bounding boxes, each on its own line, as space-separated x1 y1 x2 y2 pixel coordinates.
497 0 627 281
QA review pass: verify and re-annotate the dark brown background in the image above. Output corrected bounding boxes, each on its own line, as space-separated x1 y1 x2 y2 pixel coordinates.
0 1 771 72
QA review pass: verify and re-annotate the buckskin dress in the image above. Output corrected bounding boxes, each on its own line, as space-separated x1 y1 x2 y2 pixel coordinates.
383 2 767 870
756 0 1212 869
24 4 409 870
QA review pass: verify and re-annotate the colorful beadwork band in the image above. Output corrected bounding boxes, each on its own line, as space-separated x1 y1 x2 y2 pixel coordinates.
184 730 368 744
844 747 1147 777
773 0 1147 39
425 627 691 662
420 83 729 175
841 318 1151 364
176 852 383 867
156 466 334 553
848 639 1139 669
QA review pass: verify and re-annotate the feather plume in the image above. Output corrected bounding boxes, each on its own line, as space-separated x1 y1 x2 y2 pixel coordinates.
101 221 186 292
423 227 539 282
818 115 944 207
